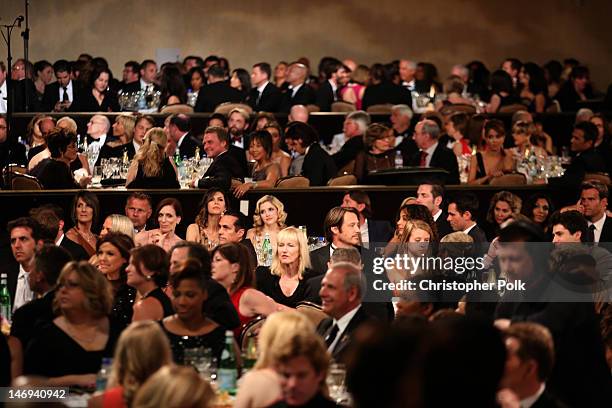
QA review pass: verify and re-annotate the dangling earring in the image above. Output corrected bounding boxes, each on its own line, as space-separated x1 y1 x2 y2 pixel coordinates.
145 274 152 281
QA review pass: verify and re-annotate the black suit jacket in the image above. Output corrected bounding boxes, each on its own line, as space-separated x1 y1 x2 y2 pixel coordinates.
228 145 248 177
197 150 245 190
203 278 240 330
69 88 120 112
308 244 332 278
361 81 412 111
531 390 569 408
548 149 607 190
409 143 460 185
247 82 282 112
177 132 200 159
315 81 336 111
435 211 453 239
332 136 363 170
194 82 243 113
41 81 80 112
59 236 89 261
316 306 372 364
279 83 316 113
467 224 488 257
120 81 160 94
301 143 337 186
597 216 612 244
367 219 394 247
10 289 57 348
9 79 41 112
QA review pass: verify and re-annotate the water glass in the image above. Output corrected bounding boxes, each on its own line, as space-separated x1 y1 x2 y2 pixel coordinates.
326 363 347 403
92 166 103 186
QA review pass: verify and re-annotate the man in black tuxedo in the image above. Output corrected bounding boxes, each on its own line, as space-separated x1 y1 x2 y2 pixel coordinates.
549 122 607 190
415 183 453 239
167 113 200 159
409 119 460 184
218 212 258 267
247 62 282 112
341 190 393 249
120 59 159 94
10 245 72 349
315 58 348 112
195 126 246 190
285 122 336 186
501 323 568 408
278 62 316 113
579 181 612 244
169 241 240 330
391 104 418 161
447 193 487 255
316 262 373 364
194 64 243 113
0 61 39 112
0 115 27 186
331 110 370 171
118 60 140 92
227 108 251 150
41 60 79 112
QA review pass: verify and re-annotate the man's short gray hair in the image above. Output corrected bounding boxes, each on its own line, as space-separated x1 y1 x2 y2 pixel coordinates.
392 104 413 120
330 261 366 300
452 64 469 79
346 110 371 134
421 119 440 140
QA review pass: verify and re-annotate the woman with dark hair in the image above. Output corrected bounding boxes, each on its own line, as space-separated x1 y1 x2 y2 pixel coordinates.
127 244 174 321
136 198 183 251
96 232 135 328
187 66 205 106
468 119 513 184
30 128 90 189
443 112 472 157
543 60 563 99
414 62 442 94
590 113 611 156
66 191 100 256
33 60 54 102
233 130 281 198
159 64 187 109
161 260 226 363
274 61 288 88
391 203 438 246
522 194 554 233
264 122 291 177
126 127 179 189
361 63 412 110
340 64 369 110
212 243 286 334
230 68 252 101
555 65 594 112
519 62 549 113
486 70 521 113
70 66 119 112
354 123 396 182
466 60 491 101
24 261 119 385
186 187 229 249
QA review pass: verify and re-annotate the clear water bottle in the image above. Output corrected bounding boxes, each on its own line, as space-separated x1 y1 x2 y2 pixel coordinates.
262 233 272 267
96 357 113 391
394 150 404 169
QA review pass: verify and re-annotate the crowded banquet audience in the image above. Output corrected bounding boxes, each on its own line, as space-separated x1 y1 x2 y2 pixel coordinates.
1 50 612 408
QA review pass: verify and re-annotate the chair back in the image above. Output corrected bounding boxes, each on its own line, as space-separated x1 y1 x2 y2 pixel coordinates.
489 173 527 186
239 316 266 353
327 174 357 186
305 104 320 113
366 104 393 113
546 100 561 113
275 176 310 188
160 103 194 114
585 172 611 185
439 103 476 116
11 173 42 190
498 104 529 114
296 302 329 327
331 101 356 112
214 102 253 116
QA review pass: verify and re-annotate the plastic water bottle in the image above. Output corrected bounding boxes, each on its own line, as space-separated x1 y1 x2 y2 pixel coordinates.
262 233 272 267
394 150 403 169
96 358 113 391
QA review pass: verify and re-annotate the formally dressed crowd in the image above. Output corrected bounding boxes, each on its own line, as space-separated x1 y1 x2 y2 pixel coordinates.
0 180 611 407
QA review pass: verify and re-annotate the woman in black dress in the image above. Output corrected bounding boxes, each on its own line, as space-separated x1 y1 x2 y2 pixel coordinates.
24 261 119 386
354 123 397 183
95 232 135 329
126 244 174 322
255 226 313 308
29 127 90 189
468 119 513 185
126 127 179 189
160 260 225 364
70 66 120 112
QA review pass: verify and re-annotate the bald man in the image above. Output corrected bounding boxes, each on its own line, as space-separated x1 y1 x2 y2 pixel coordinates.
279 62 316 113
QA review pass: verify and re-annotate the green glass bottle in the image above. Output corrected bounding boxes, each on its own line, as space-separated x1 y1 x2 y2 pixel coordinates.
1 273 12 326
218 331 238 395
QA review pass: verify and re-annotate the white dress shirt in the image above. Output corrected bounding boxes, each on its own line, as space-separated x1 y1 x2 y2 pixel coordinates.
290 83 303 98
0 81 7 113
14 264 34 311
520 383 546 408
432 209 442 222
588 213 606 244
463 222 477 235
58 80 74 102
420 142 438 167
88 134 107 165
360 219 369 248
328 305 361 352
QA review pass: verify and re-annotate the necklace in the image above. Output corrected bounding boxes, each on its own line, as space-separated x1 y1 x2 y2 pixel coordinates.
63 318 99 344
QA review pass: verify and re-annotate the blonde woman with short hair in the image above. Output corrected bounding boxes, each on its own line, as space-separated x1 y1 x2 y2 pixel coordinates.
126 127 179 189
235 311 315 408
100 214 135 240
88 320 172 408
255 227 313 308
132 365 215 408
